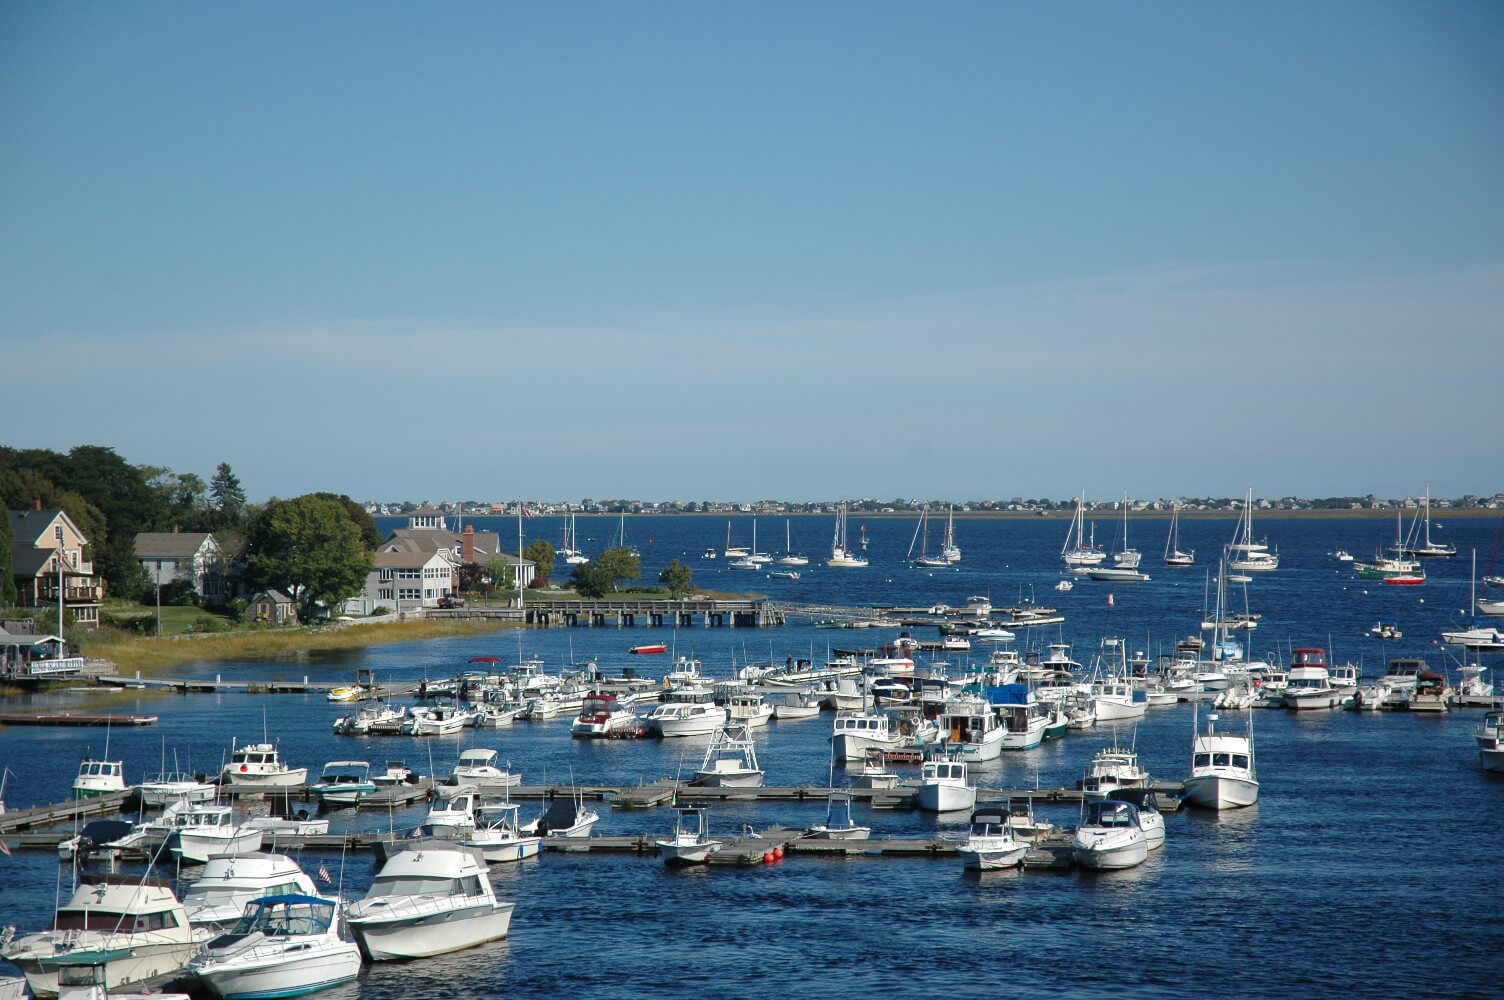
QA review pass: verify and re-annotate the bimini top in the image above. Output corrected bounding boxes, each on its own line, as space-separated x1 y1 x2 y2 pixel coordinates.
1083 800 1141 827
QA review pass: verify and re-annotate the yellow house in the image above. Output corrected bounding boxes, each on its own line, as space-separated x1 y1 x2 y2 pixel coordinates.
7 503 104 628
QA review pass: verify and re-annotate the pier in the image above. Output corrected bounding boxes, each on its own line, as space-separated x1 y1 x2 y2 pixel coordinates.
470 599 785 628
0 712 159 727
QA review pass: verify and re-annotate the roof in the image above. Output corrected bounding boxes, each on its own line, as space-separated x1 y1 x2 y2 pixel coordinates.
409 506 446 516
10 547 58 577
250 590 293 604
379 527 519 562
375 550 451 570
134 532 217 560
7 508 66 547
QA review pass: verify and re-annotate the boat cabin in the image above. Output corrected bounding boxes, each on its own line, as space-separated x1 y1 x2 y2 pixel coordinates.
1290 648 1328 670
1082 800 1141 829
922 761 967 782
218 894 336 943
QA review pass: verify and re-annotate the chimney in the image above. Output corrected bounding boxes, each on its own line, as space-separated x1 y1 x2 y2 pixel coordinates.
463 524 475 564
34 497 43 511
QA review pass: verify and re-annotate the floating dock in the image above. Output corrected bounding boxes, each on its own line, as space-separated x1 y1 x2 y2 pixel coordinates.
0 712 159 727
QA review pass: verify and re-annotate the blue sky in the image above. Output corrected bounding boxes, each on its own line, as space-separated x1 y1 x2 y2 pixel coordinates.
3 2 1501 501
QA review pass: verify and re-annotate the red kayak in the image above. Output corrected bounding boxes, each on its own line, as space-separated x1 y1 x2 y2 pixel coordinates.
629 644 668 655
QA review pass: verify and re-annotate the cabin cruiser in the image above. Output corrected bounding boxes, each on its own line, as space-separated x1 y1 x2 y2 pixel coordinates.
346 841 515 960
1071 800 1149 870
645 699 728 738
422 791 478 837
138 771 215 808
1092 677 1147 722
72 760 126 800
438 749 521 798
694 725 764 787
996 695 1050 751
570 692 638 738
1182 710 1258 809
3 875 200 995
939 699 1006 761
1441 625 1504 652
189 894 361 1000
462 801 543 862
309 761 376 806
825 676 871 711
405 704 476 736
957 808 1027 871
1107 790 1165 850
917 757 975 813
1283 649 1342 710
170 805 264 864
182 852 320 929
808 793 870 840
771 690 823 720
725 693 774 728
1477 711 1504 773
830 711 903 761
1408 671 1450 712
333 702 408 735
1080 747 1149 796
223 743 306 788
656 807 723 864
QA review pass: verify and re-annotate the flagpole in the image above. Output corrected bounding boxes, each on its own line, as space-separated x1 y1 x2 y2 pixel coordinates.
517 500 524 615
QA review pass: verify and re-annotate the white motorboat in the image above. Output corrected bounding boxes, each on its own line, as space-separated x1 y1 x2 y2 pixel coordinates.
524 793 600 838
1181 709 1258 809
825 675 872 711
656 807 723 864
422 791 478 837
570 692 639 738
462 802 543 863
1005 799 1055 842
438 748 521 797
1477 711 1504 773
917 758 975 813
346 841 515 960
771 690 823 720
138 771 215 808
830 711 903 761
1066 691 1100 728
847 749 901 790
1283 648 1342 710
183 852 320 929
1080 747 1149 796
190 893 361 1000
725 693 774 729
1072 799 1150 870
334 702 408 735
957 807 1027 871
309 760 376 806
1441 625 1504 652
223 743 306 788
21 952 185 1000
243 814 329 838
1086 566 1150 582
826 503 869 568
995 695 1049 751
3 875 200 995
939 700 1006 761
1109 790 1165 850
72 759 126 800
171 805 264 864
472 703 524 728
1054 579 1074 592
646 699 729 738
405 704 475 736
694 724 764 787
808 793 870 841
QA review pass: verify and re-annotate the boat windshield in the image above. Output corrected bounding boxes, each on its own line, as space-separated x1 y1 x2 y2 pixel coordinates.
229 897 334 936
367 874 484 898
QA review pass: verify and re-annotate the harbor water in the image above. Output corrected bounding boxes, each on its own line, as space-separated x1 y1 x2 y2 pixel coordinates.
2 513 1499 999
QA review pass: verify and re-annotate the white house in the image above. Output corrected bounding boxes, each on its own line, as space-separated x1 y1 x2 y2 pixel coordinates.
368 549 457 611
134 531 228 604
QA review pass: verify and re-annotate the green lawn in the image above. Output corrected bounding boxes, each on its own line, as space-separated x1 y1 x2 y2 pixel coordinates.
106 603 236 636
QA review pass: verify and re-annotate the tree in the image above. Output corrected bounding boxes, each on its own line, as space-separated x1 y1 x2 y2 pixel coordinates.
484 555 514 595
210 463 247 519
147 469 210 529
570 561 615 598
659 560 695 598
0 510 15 607
523 540 555 581
244 495 373 619
309 492 382 549
0 469 108 560
594 546 641 592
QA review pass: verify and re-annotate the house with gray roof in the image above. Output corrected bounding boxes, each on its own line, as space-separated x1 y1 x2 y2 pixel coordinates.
134 530 229 604
7 503 104 628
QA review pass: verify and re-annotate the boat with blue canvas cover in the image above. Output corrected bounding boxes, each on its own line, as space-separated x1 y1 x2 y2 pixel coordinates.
189 894 361 999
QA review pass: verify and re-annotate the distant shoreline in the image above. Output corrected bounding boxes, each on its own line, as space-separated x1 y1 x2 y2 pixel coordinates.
455 508 1504 522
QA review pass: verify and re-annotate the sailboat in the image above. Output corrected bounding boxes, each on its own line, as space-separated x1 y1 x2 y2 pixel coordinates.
747 516 773 565
1164 502 1195 566
907 505 949 568
560 514 589 565
1227 490 1278 572
1400 485 1456 558
827 503 868 568
616 512 639 556
1113 494 1141 568
1441 551 1504 651
1061 494 1106 567
777 520 809 566
723 520 749 559
941 505 961 563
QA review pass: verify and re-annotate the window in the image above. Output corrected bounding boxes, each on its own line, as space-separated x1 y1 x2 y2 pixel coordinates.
1193 753 1211 768
1232 755 1249 769
1213 753 1231 767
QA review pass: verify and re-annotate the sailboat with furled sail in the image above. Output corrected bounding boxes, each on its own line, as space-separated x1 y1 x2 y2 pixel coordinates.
1164 502 1195 566
827 503 868 568
1061 494 1106 568
907 505 949 568
1227 489 1278 572
941 505 961 563
1400 485 1456 558
560 514 589 565
777 520 809 566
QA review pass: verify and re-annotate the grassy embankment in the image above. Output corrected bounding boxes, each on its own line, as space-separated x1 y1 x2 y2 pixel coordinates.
81 616 518 677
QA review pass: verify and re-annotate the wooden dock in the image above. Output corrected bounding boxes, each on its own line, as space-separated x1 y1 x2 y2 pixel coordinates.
0 712 159 727
96 675 406 697
0 789 134 833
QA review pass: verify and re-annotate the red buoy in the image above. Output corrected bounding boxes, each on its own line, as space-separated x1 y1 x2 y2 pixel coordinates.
773 846 784 860
763 852 774 864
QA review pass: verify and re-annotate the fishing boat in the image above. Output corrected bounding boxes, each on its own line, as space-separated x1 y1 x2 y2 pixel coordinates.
771 690 822 720
1061 494 1107 567
463 801 543 863
956 808 1027 871
917 757 975 813
1181 706 1258 810
439 748 521 796
657 807 722 864
1331 549 1355 562
570 692 638 737
1071 799 1149 870
693 724 764 787
1369 622 1403 640
830 711 903 761
3 875 201 995
725 693 774 729
847 748 901 789
1477 711 1504 773
421 791 478 837
309 760 376 806
827 503 869 568
1080 747 1150 796
346 841 515 960
223 742 307 788
939 698 1006 761
190 894 361 1000
170 805 264 864
72 759 126 800
1227 490 1278 572
1383 570 1426 586
182 853 321 929
809 793 870 840
138 771 216 808
1164 502 1195 566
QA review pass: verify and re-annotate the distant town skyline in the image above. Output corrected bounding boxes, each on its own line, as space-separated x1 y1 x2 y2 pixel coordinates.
4 3 1500 498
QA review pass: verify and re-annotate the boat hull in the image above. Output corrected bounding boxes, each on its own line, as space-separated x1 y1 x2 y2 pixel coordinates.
1181 773 1260 810
656 839 722 864
693 771 764 788
1072 832 1148 870
917 784 975 813
196 943 363 1000
173 828 264 864
1283 691 1342 710
467 835 543 864
1094 699 1147 722
13 939 200 997
832 732 900 762
351 902 514 961
1479 747 1504 773
959 841 1027 871
224 770 308 788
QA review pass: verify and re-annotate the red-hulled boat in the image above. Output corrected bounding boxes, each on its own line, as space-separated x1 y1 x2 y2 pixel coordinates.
630 644 668 655
1383 572 1426 586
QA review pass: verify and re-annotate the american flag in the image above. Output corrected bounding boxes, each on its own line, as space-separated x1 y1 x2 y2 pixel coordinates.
317 864 332 884
519 504 535 518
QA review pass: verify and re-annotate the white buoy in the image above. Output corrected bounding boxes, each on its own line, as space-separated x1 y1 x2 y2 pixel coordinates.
1108 593 1115 607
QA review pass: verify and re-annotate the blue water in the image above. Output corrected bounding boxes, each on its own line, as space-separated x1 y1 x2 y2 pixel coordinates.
2 514 1500 998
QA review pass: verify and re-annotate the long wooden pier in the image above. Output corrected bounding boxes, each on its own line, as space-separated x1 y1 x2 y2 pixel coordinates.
442 598 786 629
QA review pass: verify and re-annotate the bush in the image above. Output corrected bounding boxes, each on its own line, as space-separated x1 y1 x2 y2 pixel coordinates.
372 606 390 616
226 598 248 623
160 579 199 606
